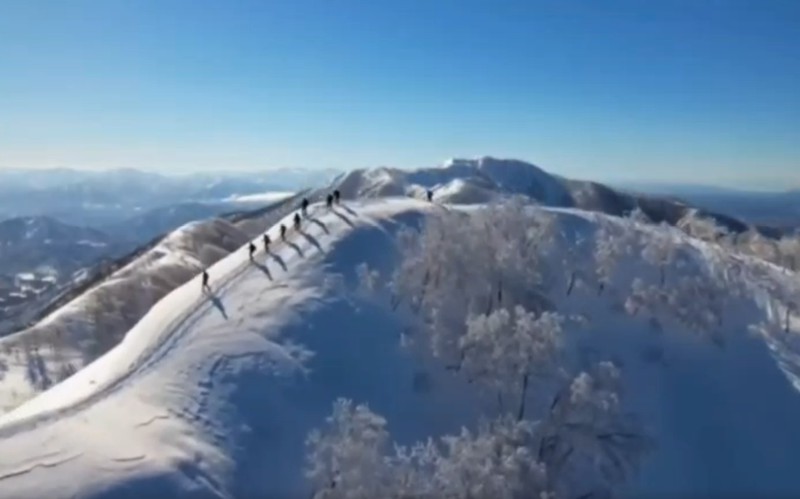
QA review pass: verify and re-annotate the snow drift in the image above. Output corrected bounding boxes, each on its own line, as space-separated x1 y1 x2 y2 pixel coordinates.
0 197 799 498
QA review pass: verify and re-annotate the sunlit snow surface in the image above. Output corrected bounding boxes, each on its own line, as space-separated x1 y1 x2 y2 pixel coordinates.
0 198 799 498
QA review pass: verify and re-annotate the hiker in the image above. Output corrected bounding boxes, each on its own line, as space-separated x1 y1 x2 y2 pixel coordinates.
280 224 287 241
326 194 333 208
263 233 270 252
426 189 433 202
248 241 256 260
201 270 210 291
333 189 341 204
301 197 309 217
293 212 301 230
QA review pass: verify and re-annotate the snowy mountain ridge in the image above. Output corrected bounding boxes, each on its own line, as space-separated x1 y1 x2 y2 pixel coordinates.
327 156 771 238
0 195 799 498
0 193 305 414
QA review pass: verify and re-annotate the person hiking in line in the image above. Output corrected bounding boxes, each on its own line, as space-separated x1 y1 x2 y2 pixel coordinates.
263 233 271 253
280 224 287 241
301 197 309 217
333 189 341 204
293 212 301 230
426 189 433 202
201 270 210 292
248 241 256 261
326 194 333 209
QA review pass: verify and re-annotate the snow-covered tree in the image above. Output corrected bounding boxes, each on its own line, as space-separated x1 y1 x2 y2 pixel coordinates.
306 399 392 498
626 271 727 344
627 206 651 225
557 231 593 297
338 200 654 497
641 225 678 287
423 417 547 499
460 306 563 419
536 362 650 498
778 235 800 271
355 262 382 295
593 220 639 295
307 400 549 499
740 231 781 265
677 211 728 243
308 365 649 499
392 199 558 366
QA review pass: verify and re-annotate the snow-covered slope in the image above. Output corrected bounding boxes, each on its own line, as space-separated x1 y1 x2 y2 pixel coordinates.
0 218 251 413
0 193 305 415
0 198 799 498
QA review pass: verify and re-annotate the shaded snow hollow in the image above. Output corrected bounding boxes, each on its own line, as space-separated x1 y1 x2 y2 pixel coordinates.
0 198 799 498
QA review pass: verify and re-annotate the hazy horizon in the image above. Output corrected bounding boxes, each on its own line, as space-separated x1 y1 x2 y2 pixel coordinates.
2 1 798 189
1 158 796 193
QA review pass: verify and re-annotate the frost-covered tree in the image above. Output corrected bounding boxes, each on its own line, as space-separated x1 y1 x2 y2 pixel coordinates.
626 271 727 344
677 211 728 243
627 206 651 225
392 199 558 366
308 365 649 499
355 262 382 295
740 232 781 265
307 399 549 499
593 220 639 295
557 231 593 297
641 225 678 287
422 417 547 499
306 399 392 498
778 236 800 271
340 200 654 497
460 306 563 419
536 362 650 498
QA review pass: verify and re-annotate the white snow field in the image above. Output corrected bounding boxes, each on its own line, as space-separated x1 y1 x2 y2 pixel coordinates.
0 197 799 498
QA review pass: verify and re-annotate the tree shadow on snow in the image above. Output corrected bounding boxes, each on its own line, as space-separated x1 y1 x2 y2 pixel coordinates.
299 230 325 254
267 250 288 271
203 289 229 319
24 347 52 391
310 218 329 234
331 209 355 227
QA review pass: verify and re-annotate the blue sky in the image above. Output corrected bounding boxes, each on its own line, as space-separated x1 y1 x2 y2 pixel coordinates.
1 0 798 187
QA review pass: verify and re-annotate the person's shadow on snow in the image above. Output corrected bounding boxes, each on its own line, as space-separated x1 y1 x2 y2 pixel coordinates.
330 209 354 227
310 218 329 234
203 289 229 319
299 230 324 254
339 204 357 217
267 250 288 271
252 261 273 280
286 241 304 257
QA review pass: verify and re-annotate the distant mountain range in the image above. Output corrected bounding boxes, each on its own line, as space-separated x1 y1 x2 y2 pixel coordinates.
614 182 800 230
0 216 125 276
0 167 339 227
